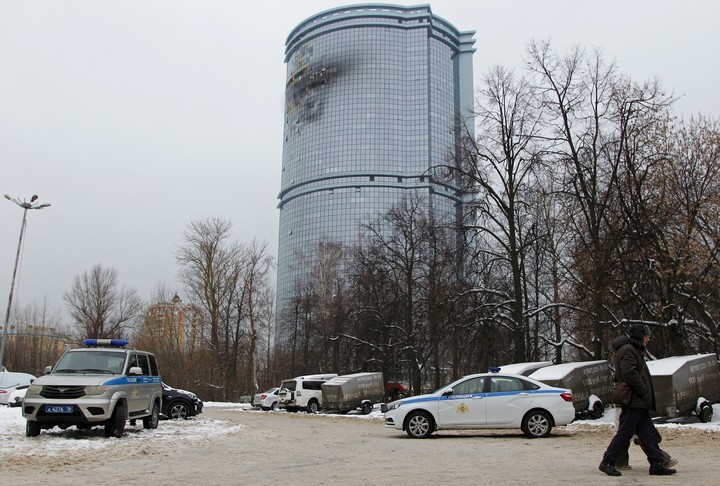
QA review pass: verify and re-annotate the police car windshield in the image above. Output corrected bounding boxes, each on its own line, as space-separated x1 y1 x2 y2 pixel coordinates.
53 350 126 375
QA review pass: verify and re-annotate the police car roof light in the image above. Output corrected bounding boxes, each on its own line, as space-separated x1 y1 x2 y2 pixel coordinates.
83 339 129 347
488 367 501 373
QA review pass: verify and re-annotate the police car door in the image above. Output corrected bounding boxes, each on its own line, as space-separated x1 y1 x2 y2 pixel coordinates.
437 376 487 427
486 376 534 425
126 352 150 413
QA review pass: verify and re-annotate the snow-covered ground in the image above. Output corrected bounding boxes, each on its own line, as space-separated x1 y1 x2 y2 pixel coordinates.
1 402 717 457
0 401 384 457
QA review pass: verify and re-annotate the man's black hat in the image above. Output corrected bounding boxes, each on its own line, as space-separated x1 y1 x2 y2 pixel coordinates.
629 323 651 341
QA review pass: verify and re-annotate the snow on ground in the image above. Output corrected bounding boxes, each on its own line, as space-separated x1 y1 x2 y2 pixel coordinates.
568 404 720 432
0 402 247 457
0 401 384 457
1 402 717 458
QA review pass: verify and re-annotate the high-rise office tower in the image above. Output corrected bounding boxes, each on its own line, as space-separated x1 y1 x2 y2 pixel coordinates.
276 4 475 343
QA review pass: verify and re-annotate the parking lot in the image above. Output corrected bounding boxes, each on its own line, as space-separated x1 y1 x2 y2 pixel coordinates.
2 405 716 485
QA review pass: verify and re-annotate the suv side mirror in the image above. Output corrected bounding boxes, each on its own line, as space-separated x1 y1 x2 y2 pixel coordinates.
44 366 52 374
128 366 143 375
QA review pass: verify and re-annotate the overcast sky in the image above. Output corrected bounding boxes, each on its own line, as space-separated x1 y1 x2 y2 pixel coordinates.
1 0 718 328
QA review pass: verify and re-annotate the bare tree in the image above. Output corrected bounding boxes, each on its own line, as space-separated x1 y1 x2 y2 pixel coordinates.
64 264 142 340
622 115 720 356
526 40 674 358
348 194 461 393
176 217 245 400
236 239 275 400
2 299 67 374
453 65 544 362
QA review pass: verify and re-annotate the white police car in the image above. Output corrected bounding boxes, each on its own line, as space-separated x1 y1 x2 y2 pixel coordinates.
383 370 575 438
22 339 162 438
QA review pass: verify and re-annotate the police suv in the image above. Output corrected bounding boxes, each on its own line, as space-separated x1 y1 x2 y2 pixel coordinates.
22 339 162 438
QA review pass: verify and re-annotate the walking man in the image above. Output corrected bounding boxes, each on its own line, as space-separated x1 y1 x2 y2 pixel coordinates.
599 324 677 476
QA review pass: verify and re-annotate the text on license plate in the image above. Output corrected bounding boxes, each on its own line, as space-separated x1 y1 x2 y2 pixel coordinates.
45 405 74 414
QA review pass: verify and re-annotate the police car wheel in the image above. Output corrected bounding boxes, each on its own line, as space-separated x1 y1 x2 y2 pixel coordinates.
105 402 126 438
26 420 41 437
405 411 434 439
144 401 160 429
522 410 552 438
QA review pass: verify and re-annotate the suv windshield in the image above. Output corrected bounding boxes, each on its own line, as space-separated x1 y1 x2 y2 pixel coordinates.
53 351 126 375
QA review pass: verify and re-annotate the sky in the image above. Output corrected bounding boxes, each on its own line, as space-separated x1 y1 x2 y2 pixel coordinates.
1 0 719 329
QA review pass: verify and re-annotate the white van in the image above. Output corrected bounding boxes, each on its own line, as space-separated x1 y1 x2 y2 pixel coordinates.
278 373 337 413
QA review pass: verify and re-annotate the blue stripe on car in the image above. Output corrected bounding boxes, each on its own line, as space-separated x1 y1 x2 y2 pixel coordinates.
397 388 567 404
104 376 162 385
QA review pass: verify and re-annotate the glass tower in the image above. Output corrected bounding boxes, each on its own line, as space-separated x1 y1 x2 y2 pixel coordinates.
276 4 475 343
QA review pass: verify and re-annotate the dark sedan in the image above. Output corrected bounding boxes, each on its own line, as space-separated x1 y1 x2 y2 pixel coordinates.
162 382 203 419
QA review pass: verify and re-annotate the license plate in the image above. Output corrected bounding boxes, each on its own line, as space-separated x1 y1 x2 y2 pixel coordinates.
45 405 74 414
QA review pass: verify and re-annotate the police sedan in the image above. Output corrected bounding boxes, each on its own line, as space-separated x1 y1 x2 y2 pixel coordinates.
383 371 575 439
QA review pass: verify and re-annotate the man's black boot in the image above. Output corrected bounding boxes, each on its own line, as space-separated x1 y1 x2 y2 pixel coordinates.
599 463 622 476
649 463 677 475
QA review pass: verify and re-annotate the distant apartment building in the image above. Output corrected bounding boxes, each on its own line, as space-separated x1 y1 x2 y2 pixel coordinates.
276 4 475 343
144 294 202 352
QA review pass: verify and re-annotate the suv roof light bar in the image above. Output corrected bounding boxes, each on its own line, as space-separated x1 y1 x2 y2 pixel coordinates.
82 339 129 347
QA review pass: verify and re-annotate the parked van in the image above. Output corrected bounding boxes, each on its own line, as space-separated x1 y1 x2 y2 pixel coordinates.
278 373 337 413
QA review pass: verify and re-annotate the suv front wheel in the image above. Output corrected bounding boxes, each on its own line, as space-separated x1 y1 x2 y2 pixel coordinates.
105 402 126 438
26 420 41 437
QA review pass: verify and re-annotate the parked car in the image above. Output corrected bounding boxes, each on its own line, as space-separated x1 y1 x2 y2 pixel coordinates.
161 383 203 419
383 370 575 439
7 384 30 407
278 373 338 413
0 371 36 405
253 387 280 411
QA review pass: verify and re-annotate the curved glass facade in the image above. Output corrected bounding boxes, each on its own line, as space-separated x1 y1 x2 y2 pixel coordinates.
276 5 475 343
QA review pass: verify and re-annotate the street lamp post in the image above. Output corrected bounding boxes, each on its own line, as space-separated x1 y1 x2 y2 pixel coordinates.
0 194 51 371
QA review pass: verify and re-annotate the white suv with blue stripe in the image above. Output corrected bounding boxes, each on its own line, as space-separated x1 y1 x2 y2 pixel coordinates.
22 339 162 438
383 371 575 438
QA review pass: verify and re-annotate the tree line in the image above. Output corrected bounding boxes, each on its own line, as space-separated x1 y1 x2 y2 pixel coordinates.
4 218 276 403
276 41 720 395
